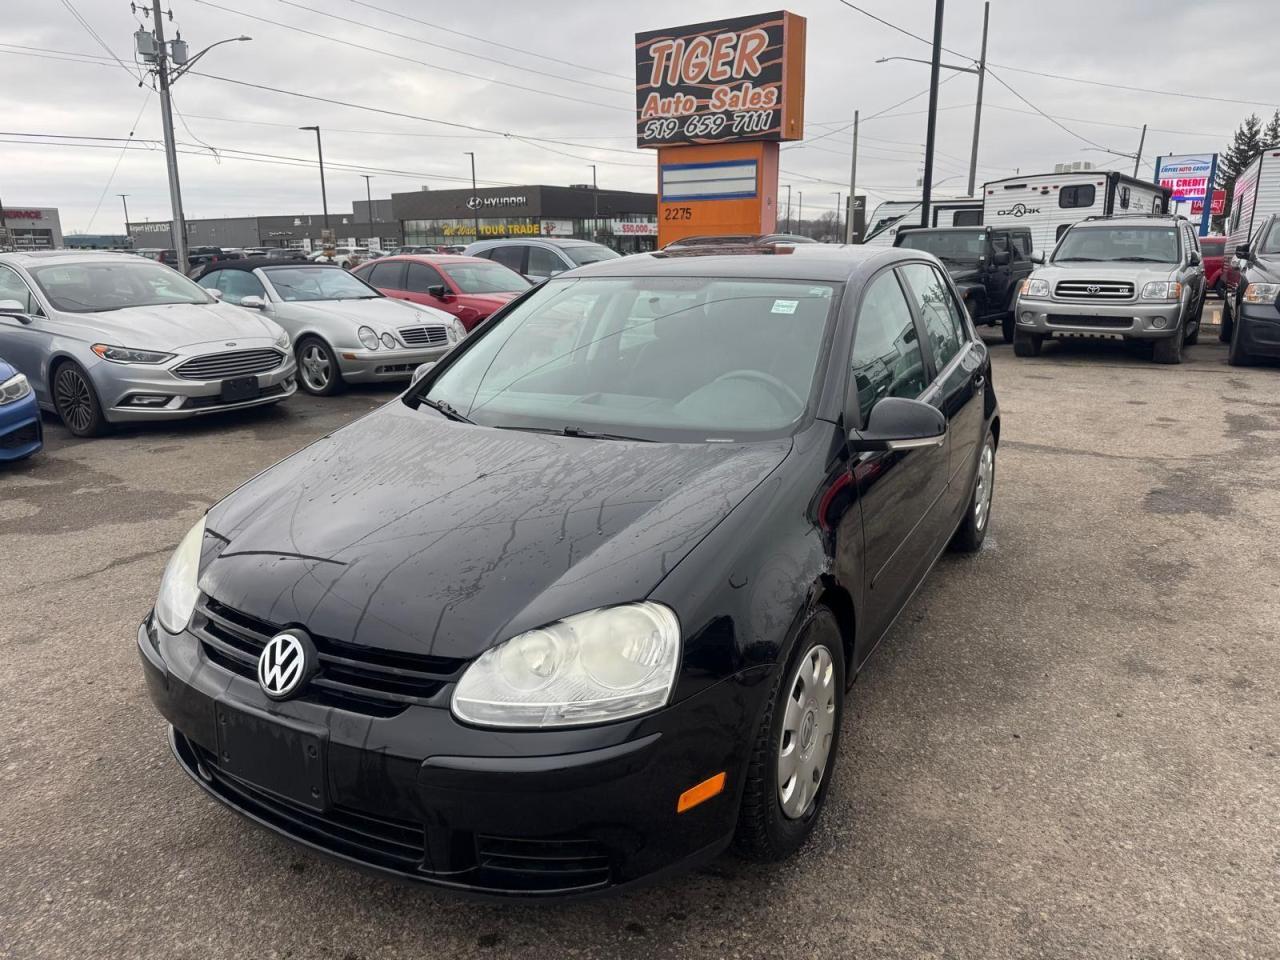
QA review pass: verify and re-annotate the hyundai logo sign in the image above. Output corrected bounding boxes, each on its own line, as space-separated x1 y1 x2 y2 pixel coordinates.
466 195 528 210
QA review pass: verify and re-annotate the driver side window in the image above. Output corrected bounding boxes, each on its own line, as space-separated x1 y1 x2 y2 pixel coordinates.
850 270 927 427
0 265 37 314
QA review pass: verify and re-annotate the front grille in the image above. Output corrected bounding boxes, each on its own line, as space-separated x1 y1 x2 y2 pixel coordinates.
175 349 284 381
184 382 291 409
1054 280 1135 301
1046 314 1133 329
475 835 613 893
194 598 465 716
398 325 448 346
180 734 426 870
0 421 39 449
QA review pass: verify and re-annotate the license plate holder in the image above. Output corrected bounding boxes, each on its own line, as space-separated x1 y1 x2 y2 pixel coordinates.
214 701 328 811
220 376 261 402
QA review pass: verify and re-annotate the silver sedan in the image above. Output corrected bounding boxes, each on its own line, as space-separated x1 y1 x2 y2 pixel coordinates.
193 261 464 396
0 251 297 437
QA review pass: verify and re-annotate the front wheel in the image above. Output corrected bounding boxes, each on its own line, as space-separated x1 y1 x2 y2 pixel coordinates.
296 337 344 396
1013 329 1043 357
1001 312 1016 344
734 611 845 863
1227 314 1252 366
1184 296 1203 345
53 361 108 437
951 431 995 553
1153 326 1183 364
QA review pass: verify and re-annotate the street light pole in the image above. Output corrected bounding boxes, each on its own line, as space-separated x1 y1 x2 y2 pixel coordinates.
798 191 804 236
590 164 599 237
966 2 989 197
833 192 842 240
118 194 131 244
299 126 328 230
847 110 859 243
360 174 373 245
152 0 188 272
783 184 791 232
465 151 479 241
920 0 945 228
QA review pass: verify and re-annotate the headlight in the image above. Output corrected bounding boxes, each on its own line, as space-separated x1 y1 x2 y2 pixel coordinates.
1021 278 1049 298
0 372 32 405
357 325 380 350
155 516 206 634
91 344 175 364
451 602 681 728
1141 281 1182 301
380 331 398 349
447 319 466 343
1242 282 1280 304
273 328 291 349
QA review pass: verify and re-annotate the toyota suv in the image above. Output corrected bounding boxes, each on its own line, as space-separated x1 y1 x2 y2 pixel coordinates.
1013 215 1206 364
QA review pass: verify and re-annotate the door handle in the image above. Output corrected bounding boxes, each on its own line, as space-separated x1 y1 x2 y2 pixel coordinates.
974 374 986 389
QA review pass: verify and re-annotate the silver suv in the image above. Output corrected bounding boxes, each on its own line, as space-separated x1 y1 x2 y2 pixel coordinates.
1013 215 1207 364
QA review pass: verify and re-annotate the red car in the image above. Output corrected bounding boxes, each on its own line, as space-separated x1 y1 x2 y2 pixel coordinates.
1199 235 1226 296
352 254 530 331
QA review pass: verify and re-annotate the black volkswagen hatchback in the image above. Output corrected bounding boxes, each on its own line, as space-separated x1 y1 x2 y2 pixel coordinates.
138 245 999 898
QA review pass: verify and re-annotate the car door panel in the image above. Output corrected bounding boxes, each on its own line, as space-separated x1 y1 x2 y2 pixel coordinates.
0 265 55 403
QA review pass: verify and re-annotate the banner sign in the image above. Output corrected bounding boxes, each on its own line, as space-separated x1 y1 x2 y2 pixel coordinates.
635 11 805 149
609 220 659 236
1154 153 1218 235
1211 189 1226 216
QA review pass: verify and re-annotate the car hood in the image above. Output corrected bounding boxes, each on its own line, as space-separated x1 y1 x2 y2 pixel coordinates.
1032 262 1180 285
281 296 452 331
456 291 520 307
0 356 15 381
201 402 791 660
66 301 282 350
1247 253 1280 282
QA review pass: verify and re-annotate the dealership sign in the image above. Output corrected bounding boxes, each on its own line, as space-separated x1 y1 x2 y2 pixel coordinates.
1154 153 1219 235
634 11 806 148
2 209 44 220
466 195 527 210
610 220 659 236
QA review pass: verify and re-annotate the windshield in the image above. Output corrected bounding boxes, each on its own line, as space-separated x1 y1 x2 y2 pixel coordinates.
565 244 621 266
1054 227 1179 263
1258 220 1280 255
896 229 987 261
264 266 379 301
422 276 838 441
1199 239 1224 257
29 260 211 313
442 261 531 294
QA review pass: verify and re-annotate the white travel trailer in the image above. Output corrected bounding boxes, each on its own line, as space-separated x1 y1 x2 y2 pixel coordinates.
861 198 982 246
982 171 1170 254
1225 148 1280 257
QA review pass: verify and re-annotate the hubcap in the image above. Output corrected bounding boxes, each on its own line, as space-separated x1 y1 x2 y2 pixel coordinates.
974 439 995 531
299 344 330 391
55 368 93 433
777 644 837 820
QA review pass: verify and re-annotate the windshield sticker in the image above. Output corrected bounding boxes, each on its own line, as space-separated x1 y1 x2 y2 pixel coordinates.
771 299 799 315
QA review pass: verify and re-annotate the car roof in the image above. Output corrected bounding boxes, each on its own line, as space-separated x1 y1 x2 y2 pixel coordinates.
1072 216 1183 229
470 237 602 249
191 257 344 277
365 254 490 266
0 250 152 267
566 244 921 282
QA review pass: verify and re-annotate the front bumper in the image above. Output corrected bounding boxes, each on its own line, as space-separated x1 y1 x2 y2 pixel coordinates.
101 359 298 423
1236 301 1280 358
0 394 43 460
336 346 452 383
137 615 766 899
1015 296 1186 340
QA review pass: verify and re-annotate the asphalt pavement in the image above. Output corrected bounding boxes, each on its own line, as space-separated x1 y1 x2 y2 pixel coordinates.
2 324 1278 959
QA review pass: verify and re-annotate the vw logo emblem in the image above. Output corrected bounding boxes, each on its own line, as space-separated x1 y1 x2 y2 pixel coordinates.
466 195 484 210
1086 284 1100 294
257 630 312 700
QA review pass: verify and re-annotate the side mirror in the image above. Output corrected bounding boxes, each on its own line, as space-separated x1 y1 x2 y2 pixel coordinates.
849 397 947 453
239 295 266 309
410 361 436 386
992 250 1012 266
206 288 224 300
426 284 451 299
1030 251 1046 265
1188 251 1201 266
0 299 31 321
1235 243 1251 260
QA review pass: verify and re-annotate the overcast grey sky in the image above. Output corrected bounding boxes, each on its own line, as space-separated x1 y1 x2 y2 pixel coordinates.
3 0 1278 232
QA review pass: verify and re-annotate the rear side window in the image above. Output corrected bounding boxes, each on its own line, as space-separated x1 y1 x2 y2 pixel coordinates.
1060 184 1096 209
900 263 966 371
406 262 446 293
849 270 927 426
1010 231 1032 258
527 245 566 278
953 208 982 226
366 261 405 288
488 245 525 274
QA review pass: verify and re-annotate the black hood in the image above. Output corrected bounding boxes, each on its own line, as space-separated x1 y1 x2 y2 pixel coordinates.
1249 253 1280 282
201 402 791 659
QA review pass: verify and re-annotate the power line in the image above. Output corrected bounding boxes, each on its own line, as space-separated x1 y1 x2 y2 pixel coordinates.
268 0 628 96
984 67 1114 153
185 0 630 113
986 61 1280 110
831 0 971 61
344 0 630 81
85 89 154 231
57 0 143 83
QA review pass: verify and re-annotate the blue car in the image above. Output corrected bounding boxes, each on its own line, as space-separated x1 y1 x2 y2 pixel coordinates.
0 355 42 461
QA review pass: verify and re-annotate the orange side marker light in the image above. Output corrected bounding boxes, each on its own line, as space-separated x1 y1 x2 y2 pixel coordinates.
677 772 726 813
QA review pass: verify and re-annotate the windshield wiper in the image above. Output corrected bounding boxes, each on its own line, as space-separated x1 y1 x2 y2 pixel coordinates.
418 397 473 423
1110 256 1169 262
1054 256 1099 262
496 424 654 442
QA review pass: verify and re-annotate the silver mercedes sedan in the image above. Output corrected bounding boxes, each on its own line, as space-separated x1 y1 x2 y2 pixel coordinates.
192 261 465 396
0 251 297 437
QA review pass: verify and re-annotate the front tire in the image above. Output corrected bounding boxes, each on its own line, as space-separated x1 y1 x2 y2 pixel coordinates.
52 361 108 437
1001 312 1016 344
296 337 344 396
1153 326 1183 364
734 611 845 863
1013 329 1043 357
1227 314 1252 366
951 431 995 553
1184 295 1203 345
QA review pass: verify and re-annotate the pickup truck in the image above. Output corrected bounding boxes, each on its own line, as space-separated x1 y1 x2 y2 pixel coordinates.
894 225 1034 342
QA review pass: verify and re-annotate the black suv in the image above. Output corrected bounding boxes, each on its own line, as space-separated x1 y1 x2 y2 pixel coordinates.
895 225 1033 342
1222 213 1280 365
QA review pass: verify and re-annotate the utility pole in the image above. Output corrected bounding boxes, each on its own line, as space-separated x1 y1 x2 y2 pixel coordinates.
920 0 945 228
798 191 804 236
967 2 989 197
833 192 842 240
1132 124 1147 178
299 126 329 229
465 151 479 241
783 184 791 232
360 174 374 249
118 194 131 244
590 164 599 237
846 110 859 243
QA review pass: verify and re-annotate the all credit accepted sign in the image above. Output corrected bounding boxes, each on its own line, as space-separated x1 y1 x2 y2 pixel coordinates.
634 11 805 149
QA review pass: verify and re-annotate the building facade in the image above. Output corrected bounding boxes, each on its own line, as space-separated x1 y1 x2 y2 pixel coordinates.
127 209 402 251
391 185 658 253
1 207 64 250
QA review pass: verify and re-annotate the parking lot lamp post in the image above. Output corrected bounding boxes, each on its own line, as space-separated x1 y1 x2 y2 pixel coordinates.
118 194 131 245
361 174 373 245
465 152 480 242
590 164 599 238
833 192 842 240
783 184 791 232
299 126 329 230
